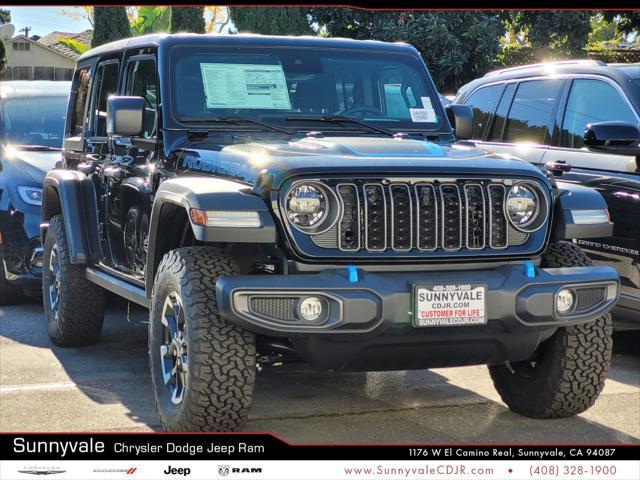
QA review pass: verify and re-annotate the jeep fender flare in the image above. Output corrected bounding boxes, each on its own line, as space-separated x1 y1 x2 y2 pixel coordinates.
40 170 102 264
552 180 614 240
145 177 276 295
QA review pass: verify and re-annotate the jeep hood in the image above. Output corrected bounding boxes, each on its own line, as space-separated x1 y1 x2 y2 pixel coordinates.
170 136 547 189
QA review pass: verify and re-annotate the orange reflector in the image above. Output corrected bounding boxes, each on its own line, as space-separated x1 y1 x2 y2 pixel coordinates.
189 208 208 226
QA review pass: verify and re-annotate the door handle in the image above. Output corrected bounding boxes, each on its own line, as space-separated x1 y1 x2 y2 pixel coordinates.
545 160 572 175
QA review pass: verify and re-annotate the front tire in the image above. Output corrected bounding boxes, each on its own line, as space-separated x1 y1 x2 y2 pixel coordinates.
489 241 613 418
42 215 105 346
149 247 256 431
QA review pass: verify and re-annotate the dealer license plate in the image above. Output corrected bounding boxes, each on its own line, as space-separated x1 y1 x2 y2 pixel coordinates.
413 284 487 327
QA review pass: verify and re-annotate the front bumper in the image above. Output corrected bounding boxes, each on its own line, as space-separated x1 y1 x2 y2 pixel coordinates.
217 264 619 371
0 209 43 292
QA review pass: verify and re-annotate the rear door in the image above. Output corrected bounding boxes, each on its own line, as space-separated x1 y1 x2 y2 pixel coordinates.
542 77 640 307
462 79 566 165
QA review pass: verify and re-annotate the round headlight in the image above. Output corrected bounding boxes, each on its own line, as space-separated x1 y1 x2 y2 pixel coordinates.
506 184 539 229
286 183 327 228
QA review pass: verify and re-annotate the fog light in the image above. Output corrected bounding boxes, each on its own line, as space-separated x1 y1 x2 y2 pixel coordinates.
557 289 575 314
298 297 324 322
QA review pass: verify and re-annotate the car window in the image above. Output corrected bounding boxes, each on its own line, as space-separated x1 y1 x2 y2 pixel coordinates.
560 79 638 149
503 80 563 145
1 98 67 148
124 59 158 138
487 83 516 142
69 66 91 137
91 61 119 138
170 46 443 131
463 84 503 139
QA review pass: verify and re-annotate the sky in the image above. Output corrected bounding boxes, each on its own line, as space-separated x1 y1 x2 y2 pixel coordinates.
1 6 93 37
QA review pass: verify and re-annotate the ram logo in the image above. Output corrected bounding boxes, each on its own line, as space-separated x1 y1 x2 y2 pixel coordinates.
218 465 229 477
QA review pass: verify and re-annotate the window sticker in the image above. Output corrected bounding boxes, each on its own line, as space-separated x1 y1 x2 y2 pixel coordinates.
409 96 438 123
199 63 292 110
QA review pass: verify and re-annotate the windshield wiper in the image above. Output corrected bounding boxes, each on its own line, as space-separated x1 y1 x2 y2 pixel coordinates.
179 116 293 135
284 115 396 137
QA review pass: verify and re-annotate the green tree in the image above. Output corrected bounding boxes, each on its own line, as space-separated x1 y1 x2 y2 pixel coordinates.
229 7 312 35
503 11 592 58
588 14 622 47
91 7 130 48
0 8 10 24
170 6 205 33
0 40 6 75
602 11 640 36
0 9 9 75
309 9 504 92
130 6 171 36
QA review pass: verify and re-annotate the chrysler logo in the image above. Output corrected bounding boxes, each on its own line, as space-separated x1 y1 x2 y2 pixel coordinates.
18 471 65 476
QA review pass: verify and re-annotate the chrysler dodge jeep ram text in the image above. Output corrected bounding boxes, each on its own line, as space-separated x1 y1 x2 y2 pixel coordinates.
40 34 619 431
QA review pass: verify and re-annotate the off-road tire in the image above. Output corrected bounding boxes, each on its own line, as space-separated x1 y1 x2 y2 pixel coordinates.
0 259 25 305
42 215 105 346
489 241 613 419
149 247 256 431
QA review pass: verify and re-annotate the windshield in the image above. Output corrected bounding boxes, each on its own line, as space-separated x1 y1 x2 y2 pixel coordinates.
0 98 67 148
169 45 443 132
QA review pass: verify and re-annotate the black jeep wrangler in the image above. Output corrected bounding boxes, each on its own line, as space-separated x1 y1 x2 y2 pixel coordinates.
41 34 620 431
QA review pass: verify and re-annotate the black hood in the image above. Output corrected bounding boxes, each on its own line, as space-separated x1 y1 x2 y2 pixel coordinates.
170 136 548 189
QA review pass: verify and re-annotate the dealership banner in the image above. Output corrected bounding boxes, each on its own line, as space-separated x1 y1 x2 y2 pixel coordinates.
1 434 639 480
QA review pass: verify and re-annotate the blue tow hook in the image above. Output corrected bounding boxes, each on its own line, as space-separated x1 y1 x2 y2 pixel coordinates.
524 261 536 278
347 265 359 283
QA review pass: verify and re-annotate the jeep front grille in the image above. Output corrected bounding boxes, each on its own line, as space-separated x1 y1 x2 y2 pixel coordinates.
282 178 549 259
326 180 521 254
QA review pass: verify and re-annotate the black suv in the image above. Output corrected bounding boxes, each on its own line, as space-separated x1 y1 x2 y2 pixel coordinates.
42 35 619 431
454 60 640 328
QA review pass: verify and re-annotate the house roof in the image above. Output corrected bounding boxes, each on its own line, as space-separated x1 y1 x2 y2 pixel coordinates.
37 30 92 61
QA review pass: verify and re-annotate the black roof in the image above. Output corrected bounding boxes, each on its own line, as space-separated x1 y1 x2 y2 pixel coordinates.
78 33 418 62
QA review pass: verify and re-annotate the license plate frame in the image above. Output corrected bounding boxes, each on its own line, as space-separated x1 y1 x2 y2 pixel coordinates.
412 283 488 328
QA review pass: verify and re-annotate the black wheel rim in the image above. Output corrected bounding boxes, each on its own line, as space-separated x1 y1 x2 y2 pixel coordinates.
160 292 188 405
47 243 60 320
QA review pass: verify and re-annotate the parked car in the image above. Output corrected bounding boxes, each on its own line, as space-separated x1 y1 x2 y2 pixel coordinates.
0 81 70 304
454 60 640 329
42 35 618 431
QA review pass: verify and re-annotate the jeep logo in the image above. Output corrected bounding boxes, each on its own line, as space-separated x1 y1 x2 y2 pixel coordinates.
163 465 190 476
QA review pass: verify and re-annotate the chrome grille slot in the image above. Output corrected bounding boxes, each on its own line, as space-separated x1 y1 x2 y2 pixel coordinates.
364 183 387 251
337 183 360 251
415 184 438 251
464 184 486 250
440 184 463 251
389 184 413 251
488 184 508 249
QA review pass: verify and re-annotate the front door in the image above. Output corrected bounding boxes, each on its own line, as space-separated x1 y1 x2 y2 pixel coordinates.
104 55 159 277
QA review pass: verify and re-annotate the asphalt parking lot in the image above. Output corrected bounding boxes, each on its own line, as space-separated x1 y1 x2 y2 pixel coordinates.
1 298 638 443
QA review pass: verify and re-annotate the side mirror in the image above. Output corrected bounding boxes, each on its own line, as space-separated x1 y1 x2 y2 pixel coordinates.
583 121 640 157
107 96 144 137
444 104 473 140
